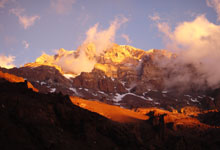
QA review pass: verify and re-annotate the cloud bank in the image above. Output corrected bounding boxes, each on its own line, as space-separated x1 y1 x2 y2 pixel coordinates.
0 55 15 69
154 14 220 90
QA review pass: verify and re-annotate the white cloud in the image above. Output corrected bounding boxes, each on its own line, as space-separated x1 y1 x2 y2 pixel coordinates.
154 14 220 89
206 0 220 22
22 40 29 49
10 8 40 29
0 0 8 8
50 0 76 14
121 34 131 44
0 54 15 69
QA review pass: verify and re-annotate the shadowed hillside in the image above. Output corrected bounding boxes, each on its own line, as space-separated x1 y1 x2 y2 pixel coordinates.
1 74 220 150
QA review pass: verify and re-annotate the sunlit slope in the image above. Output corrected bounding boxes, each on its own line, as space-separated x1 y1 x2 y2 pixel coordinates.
70 96 219 129
0 70 39 92
136 107 218 129
70 96 149 123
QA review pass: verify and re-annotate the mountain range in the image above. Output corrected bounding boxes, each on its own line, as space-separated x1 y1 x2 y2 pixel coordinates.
1 44 220 149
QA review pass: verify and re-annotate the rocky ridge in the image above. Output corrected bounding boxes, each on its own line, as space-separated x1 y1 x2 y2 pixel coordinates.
1 44 220 111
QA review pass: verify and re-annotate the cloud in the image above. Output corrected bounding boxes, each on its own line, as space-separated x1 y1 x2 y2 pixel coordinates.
35 16 128 75
121 34 131 44
149 13 161 21
55 16 128 75
10 8 40 29
50 0 76 14
0 54 15 69
22 40 29 49
206 0 220 22
0 0 8 8
154 15 220 90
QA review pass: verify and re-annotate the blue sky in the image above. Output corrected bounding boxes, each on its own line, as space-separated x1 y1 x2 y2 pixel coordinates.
0 0 219 66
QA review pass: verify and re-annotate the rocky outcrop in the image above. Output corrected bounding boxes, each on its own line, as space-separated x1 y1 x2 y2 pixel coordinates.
72 69 127 93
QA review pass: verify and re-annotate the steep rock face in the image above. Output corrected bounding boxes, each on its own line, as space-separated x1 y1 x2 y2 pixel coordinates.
72 69 127 93
1 44 219 111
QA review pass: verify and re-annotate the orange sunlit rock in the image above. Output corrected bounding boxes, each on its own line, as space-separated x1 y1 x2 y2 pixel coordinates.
24 62 63 74
136 107 213 129
70 95 218 128
0 71 38 92
0 71 24 82
70 96 149 123
27 81 39 92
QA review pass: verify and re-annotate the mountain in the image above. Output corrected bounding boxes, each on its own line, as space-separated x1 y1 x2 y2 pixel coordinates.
1 44 219 111
1 71 220 150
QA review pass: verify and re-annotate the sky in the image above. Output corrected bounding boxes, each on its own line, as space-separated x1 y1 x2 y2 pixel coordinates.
0 0 219 67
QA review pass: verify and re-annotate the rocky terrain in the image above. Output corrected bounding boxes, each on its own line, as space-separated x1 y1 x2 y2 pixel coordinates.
1 44 220 111
1 73 220 150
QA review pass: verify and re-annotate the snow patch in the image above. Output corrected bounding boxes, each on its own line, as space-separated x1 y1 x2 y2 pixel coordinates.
92 93 97 96
146 97 153 101
162 91 168 94
40 82 46 85
209 97 215 101
191 98 199 103
50 88 56 93
113 92 153 102
184 95 191 97
113 93 127 102
69 88 78 94
98 91 107 95
121 81 126 86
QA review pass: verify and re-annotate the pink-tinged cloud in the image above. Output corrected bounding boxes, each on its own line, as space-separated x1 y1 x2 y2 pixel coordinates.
51 0 76 14
10 8 40 29
0 55 15 69
22 40 29 49
206 0 220 21
121 34 131 44
0 0 8 8
149 13 161 21
155 14 220 89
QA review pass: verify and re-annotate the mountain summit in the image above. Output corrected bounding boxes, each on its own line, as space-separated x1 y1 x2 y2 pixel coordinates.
1 44 220 111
